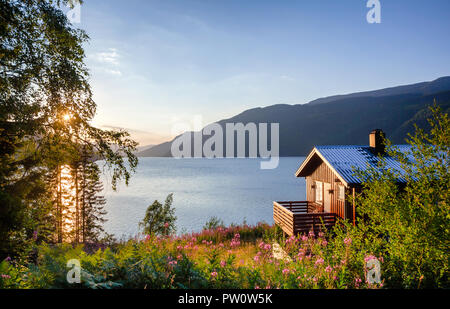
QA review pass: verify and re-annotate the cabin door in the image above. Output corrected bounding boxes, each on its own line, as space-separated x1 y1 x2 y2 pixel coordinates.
323 183 331 213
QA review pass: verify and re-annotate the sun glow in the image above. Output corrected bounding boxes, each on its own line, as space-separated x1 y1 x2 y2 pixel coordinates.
59 165 76 241
63 113 72 121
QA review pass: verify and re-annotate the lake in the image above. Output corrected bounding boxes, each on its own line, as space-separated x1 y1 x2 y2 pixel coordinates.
101 157 306 238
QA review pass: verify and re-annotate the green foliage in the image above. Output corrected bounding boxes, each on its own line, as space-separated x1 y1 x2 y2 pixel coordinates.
5 219 439 289
349 104 449 288
0 0 138 258
139 194 177 236
202 216 225 230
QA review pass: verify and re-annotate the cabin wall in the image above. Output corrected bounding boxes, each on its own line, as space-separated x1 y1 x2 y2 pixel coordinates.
305 161 348 220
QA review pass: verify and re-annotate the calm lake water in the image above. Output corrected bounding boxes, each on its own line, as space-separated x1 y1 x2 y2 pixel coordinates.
101 157 306 238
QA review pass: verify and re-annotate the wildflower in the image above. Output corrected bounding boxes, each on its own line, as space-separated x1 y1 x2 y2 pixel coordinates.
322 240 328 246
164 222 169 228
253 255 260 263
264 244 271 251
315 257 324 265
343 237 352 245
33 230 38 241
364 255 377 263
5 257 11 262
219 243 224 248
211 271 218 278
220 260 226 267
325 265 332 273
308 231 315 237
255 286 260 289
177 245 183 250
301 235 308 242
282 268 290 275
177 255 182 260
145 234 151 241
1 274 11 279
318 232 324 237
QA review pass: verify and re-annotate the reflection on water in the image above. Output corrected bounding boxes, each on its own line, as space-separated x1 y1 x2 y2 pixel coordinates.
101 157 306 238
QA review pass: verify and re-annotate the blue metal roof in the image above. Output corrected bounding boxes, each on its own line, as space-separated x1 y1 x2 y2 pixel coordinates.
315 145 413 185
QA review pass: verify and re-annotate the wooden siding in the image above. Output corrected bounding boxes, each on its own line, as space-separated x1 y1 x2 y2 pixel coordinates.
305 161 349 220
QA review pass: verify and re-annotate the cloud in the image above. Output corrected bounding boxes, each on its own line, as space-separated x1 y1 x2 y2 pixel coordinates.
89 48 123 76
104 69 122 76
94 48 120 65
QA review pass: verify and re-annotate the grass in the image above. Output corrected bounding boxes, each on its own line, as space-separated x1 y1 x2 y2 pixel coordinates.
0 222 385 289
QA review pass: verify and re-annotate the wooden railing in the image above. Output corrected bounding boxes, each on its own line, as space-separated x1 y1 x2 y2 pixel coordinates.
273 201 336 236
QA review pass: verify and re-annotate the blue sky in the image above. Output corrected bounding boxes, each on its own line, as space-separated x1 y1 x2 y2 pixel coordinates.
72 0 450 145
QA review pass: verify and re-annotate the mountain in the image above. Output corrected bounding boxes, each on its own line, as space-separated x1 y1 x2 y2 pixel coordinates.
139 76 450 157
135 144 154 155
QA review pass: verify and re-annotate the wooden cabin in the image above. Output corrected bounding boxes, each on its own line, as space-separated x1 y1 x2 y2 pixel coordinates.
273 129 411 236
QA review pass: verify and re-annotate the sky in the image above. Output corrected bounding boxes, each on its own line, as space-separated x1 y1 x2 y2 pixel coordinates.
68 0 450 146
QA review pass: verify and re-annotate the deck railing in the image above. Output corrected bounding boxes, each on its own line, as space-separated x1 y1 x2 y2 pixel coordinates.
273 201 336 236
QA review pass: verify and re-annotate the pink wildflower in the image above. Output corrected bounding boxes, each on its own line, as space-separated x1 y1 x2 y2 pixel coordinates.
344 237 352 245
220 260 226 267
211 271 218 278
364 255 377 263
315 257 324 265
325 265 332 273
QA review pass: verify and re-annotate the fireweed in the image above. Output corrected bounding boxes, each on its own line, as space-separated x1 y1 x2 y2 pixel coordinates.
0 222 387 289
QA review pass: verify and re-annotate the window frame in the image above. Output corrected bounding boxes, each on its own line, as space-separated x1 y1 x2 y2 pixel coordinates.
315 181 323 204
337 185 345 201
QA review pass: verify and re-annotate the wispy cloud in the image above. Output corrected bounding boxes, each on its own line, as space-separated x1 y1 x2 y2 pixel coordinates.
104 69 122 76
94 48 120 65
90 48 122 76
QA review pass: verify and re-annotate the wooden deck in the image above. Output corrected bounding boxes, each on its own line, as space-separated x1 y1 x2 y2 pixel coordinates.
273 201 337 236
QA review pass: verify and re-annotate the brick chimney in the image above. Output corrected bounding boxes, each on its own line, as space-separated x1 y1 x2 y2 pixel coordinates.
369 129 385 155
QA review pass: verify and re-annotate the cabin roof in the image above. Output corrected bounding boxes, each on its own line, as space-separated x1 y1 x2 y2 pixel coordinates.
295 145 413 186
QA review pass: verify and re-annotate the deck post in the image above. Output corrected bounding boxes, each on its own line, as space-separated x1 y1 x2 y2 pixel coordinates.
352 188 356 226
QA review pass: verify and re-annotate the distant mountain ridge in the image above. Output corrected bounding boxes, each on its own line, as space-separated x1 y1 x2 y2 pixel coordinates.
137 76 450 157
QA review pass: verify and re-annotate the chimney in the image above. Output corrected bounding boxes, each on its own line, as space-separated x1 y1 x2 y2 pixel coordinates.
369 129 385 155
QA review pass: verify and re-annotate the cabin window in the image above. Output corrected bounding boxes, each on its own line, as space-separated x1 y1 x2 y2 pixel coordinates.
338 185 345 201
315 181 323 204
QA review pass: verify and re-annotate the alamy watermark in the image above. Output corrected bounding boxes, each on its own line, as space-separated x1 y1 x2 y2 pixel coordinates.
66 0 81 24
366 0 381 24
170 115 279 169
66 259 81 284
365 257 382 284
